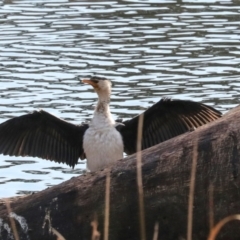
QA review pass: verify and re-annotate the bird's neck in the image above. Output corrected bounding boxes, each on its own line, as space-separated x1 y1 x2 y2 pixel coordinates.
96 91 110 113
92 91 115 127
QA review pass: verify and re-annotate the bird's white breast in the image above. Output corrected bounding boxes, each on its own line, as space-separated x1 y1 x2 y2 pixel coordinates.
83 126 124 171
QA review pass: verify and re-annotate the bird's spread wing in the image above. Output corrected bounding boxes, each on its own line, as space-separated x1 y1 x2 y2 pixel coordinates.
0 110 88 167
116 98 222 155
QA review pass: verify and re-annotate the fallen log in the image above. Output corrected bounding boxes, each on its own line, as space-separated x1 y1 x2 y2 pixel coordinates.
0 106 240 240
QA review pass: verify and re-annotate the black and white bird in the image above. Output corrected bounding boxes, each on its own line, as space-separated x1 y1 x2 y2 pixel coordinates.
0 76 221 171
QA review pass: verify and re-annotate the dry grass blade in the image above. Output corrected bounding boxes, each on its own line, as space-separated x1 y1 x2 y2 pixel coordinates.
187 138 198 240
152 222 159 240
51 227 66 240
137 114 146 240
208 184 214 230
5 199 19 240
91 214 101 240
104 171 111 240
208 214 240 240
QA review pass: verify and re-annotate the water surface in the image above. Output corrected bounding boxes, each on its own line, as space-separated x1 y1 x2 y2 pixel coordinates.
0 0 240 197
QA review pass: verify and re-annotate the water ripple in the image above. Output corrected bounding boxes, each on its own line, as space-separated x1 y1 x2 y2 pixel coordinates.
0 0 239 197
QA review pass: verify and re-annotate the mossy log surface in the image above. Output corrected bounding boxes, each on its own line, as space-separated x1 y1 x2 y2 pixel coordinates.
1 106 240 240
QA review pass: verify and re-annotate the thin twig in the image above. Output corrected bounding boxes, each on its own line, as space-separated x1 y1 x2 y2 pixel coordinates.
137 114 146 240
187 139 198 240
104 171 111 240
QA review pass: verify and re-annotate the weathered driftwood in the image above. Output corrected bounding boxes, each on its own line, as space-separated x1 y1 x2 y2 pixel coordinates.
1 106 240 240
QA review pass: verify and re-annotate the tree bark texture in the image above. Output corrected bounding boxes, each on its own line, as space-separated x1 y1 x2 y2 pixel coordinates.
0 106 240 240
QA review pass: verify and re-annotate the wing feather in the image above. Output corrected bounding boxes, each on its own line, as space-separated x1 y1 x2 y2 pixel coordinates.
117 98 221 155
0 110 88 168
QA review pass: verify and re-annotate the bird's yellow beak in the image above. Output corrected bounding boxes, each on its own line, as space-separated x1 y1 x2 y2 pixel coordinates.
82 79 98 88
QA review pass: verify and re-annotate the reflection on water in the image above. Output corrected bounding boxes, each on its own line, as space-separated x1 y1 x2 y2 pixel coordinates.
0 0 240 197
